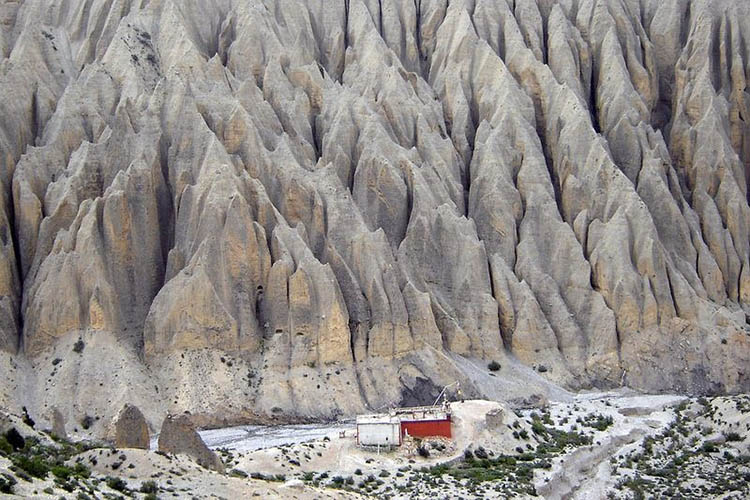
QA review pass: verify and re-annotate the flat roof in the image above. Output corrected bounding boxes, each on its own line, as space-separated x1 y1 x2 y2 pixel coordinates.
357 406 450 424
356 414 400 425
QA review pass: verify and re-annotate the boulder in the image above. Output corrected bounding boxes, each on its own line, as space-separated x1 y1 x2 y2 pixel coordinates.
485 408 505 429
157 414 224 473
114 404 149 449
51 407 66 440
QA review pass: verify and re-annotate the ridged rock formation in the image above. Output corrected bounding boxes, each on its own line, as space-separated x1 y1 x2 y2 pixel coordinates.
1 0 749 426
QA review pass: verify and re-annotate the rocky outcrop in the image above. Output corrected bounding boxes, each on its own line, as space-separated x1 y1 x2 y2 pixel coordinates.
51 407 66 440
114 404 149 450
157 414 224 473
0 0 749 425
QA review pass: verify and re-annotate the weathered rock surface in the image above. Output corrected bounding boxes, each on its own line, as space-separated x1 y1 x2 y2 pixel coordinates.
158 414 224 473
0 0 749 426
50 407 66 439
114 404 149 449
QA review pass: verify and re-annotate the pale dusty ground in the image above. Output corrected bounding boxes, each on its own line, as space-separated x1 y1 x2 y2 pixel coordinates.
225 400 534 477
3 394 749 499
0 446 365 499
210 394 694 499
533 393 685 499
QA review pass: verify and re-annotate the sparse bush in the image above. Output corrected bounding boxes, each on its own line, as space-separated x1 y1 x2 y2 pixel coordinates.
51 464 74 480
73 462 90 479
0 435 12 455
81 415 94 430
582 414 614 431
105 476 128 492
0 474 16 494
724 432 742 442
140 480 158 493
488 361 501 372
531 418 547 436
73 339 85 353
701 442 718 453
13 455 49 478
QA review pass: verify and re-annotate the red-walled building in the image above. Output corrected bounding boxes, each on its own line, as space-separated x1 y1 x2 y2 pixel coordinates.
356 405 453 446
397 406 452 439
400 417 452 439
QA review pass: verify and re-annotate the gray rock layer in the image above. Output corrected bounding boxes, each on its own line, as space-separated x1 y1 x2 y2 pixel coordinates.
0 0 749 420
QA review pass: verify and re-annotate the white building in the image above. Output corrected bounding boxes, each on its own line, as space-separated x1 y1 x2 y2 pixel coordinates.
356 413 401 447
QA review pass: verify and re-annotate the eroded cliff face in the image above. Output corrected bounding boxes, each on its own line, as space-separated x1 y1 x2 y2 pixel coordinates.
1 0 749 426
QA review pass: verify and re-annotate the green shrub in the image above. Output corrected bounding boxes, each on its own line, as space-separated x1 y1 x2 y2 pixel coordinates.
701 442 718 454
531 418 547 436
13 455 49 478
583 414 614 431
51 465 73 480
73 462 90 479
105 476 128 491
140 479 158 493
0 436 12 455
0 474 16 494
724 432 742 442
